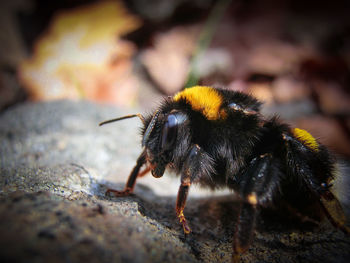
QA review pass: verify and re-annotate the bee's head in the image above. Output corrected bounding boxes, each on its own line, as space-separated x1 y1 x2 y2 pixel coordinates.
142 109 188 178
99 107 190 179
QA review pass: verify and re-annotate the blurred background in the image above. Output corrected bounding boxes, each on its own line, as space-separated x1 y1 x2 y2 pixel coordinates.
1 0 350 158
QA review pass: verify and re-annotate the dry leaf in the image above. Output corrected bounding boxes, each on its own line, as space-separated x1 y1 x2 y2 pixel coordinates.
272 76 310 103
19 0 141 106
141 26 199 94
313 81 350 115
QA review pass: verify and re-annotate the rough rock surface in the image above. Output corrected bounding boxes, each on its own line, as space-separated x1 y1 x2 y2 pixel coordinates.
0 100 350 263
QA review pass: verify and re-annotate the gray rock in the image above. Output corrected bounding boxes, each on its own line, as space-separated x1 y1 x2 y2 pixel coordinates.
0 100 350 263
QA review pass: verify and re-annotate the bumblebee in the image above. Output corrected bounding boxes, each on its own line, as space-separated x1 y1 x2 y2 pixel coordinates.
100 86 349 260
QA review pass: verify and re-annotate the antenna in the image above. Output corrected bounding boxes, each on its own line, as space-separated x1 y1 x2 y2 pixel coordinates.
99 114 145 126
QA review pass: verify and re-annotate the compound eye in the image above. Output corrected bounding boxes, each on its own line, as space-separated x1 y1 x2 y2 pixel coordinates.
161 114 178 151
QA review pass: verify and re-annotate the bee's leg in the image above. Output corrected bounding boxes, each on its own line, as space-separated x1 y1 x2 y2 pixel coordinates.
106 151 147 197
176 145 206 234
176 182 191 234
234 154 279 261
232 203 257 263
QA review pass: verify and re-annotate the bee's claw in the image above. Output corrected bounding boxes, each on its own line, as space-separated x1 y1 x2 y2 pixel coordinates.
183 224 192 235
178 211 191 234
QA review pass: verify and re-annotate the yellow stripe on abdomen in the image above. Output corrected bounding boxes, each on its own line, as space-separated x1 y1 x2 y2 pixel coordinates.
292 128 319 152
173 86 226 120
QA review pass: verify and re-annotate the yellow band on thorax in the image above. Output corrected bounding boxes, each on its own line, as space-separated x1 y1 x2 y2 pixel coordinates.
173 86 226 120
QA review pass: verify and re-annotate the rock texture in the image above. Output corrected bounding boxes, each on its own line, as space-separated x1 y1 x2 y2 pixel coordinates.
0 100 350 263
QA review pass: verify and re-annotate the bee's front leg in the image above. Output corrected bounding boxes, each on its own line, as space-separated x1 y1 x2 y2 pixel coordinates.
106 150 147 197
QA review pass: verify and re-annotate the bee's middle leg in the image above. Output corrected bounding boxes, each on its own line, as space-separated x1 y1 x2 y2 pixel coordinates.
233 153 280 261
175 144 205 234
